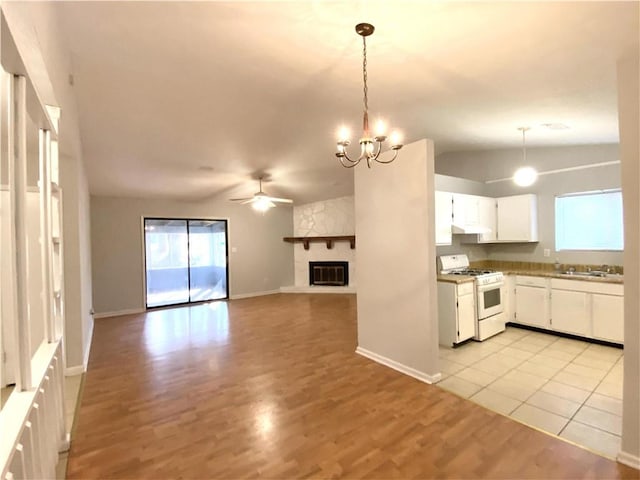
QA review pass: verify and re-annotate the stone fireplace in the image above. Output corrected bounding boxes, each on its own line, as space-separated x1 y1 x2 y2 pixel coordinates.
291 196 356 289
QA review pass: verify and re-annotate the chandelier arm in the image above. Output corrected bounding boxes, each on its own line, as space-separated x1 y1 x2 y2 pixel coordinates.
336 149 359 164
338 155 360 168
374 148 400 164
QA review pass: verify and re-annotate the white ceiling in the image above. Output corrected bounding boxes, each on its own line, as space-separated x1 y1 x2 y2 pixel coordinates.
54 1 639 204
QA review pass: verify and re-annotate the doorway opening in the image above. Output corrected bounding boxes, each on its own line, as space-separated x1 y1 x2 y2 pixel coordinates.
144 218 229 308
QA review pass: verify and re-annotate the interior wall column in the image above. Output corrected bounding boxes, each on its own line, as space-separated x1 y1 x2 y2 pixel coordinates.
617 51 640 469
354 139 440 382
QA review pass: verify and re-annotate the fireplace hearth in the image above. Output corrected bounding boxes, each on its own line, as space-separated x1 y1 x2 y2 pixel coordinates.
309 261 349 286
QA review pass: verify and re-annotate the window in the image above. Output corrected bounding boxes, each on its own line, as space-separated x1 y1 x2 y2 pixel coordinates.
555 189 624 251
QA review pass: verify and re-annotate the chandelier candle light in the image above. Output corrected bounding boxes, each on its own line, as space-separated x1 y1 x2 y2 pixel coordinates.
513 127 538 187
336 23 403 168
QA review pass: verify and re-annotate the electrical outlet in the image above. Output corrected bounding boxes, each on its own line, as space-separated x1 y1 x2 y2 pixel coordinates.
543 248 551 257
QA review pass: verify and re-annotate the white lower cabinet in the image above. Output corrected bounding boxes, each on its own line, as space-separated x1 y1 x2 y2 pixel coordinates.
438 281 476 347
550 289 589 336
592 293 624 343
514 276 550 329
512 275 624 344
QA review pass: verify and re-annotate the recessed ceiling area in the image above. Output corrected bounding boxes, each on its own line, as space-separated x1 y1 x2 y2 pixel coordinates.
54 1 639 204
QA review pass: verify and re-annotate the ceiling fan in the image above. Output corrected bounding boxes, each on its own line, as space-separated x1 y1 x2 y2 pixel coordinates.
230 177 293 212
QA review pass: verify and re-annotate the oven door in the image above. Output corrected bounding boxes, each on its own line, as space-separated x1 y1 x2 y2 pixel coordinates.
477 282 504 319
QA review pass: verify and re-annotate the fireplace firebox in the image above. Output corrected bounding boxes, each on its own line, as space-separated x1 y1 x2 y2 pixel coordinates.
309 261 349 286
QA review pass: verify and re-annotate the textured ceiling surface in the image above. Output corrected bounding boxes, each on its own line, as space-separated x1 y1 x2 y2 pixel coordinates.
55 1 639 203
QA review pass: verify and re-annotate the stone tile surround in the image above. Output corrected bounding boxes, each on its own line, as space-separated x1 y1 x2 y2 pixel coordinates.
292 196 356 287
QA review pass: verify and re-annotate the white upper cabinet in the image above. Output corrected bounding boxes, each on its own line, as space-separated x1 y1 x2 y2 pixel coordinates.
438 191 537 243
478 196 497 243
451 193 494 235
435 191 453 246
496 194 538 242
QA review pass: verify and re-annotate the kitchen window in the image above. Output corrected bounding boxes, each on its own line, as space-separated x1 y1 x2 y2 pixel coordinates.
555 189 623 251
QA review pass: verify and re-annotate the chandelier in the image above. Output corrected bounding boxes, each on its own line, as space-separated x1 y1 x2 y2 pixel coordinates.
512 127 538 187
336 23 403 168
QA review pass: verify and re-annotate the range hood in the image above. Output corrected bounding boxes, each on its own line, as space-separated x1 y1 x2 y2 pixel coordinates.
451 223 492 235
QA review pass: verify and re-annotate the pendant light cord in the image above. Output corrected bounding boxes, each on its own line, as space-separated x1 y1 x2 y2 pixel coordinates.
362 35 368 115
522 128 527 164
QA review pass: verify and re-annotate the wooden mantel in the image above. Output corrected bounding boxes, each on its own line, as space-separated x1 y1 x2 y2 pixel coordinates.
283 235 356 250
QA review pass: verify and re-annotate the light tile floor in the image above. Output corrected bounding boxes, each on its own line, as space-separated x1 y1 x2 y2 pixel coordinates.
437 326 624 459
55 374 83 480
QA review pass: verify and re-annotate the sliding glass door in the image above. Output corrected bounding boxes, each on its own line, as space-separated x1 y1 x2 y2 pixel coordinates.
144 218 228 308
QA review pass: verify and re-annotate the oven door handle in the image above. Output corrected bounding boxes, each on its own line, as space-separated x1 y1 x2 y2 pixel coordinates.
477 282 504 292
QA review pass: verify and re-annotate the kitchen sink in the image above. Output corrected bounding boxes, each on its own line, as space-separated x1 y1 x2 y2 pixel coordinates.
560 271 622 278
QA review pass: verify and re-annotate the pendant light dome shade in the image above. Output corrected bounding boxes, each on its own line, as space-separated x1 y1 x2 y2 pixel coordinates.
513 166 538 187
513 127 537 187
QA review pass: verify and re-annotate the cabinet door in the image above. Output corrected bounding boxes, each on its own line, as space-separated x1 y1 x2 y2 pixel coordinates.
515 285 549 328
496 194 538 242
452 193 480 227
478 196 497 242
592 294 624 343
457 292 476 342
551 289 589 336
435 191 453 245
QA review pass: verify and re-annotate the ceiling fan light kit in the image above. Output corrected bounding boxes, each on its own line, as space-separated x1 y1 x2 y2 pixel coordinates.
335 23 403 169
230 177 293 212
513 126 538 187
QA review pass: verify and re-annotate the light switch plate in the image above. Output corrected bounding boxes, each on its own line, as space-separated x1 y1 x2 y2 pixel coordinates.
543 248 551 257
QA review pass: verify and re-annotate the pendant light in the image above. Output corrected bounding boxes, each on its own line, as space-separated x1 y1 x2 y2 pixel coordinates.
513 127 538 187
335 23 403 168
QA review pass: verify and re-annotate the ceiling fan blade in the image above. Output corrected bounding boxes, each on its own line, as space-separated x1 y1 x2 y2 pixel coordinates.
268 197 293 204
229 197 254 202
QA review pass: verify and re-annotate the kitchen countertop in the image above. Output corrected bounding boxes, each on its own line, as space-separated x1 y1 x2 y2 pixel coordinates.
437 270 623 285
437 274 476 284
503 269 624 284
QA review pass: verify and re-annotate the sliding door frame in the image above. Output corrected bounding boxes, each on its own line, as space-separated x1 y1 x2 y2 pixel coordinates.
141 216 229 309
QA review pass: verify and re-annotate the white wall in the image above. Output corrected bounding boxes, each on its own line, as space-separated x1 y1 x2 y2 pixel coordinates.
90 195 294 314
617 52 640 468
355 139 440 382
436 144 623 266
61 154 93 369
292 196 356 287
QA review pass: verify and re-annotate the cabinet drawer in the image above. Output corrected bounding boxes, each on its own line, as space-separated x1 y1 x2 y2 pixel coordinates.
516 275 547 287
550 279 624 295
457 282 475 296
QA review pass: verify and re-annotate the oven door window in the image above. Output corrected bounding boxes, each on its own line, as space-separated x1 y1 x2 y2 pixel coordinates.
483 288 501 309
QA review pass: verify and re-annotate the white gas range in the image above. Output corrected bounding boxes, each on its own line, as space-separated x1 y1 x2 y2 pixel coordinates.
438 254 506 341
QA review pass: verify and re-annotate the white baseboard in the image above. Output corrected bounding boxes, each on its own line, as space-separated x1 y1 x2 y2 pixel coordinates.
83 318 94 370
65 317 94 376
617 450 640 470
58 432 71 453
355 347 442 384
230 289 280 300
280 285 357 294
65 365 84 376
93 308 144 319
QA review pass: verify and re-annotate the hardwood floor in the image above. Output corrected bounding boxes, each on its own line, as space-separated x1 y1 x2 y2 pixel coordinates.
67 294 637 479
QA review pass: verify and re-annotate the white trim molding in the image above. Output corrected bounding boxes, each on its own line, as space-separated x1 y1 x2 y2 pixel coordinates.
65 364 84 376
93 308 145 319
485 160 621 184
617 451 640 470
355 347 442 384
229 290 280 300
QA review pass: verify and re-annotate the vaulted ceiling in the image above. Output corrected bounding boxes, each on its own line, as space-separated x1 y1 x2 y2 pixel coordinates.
54 1 639 204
